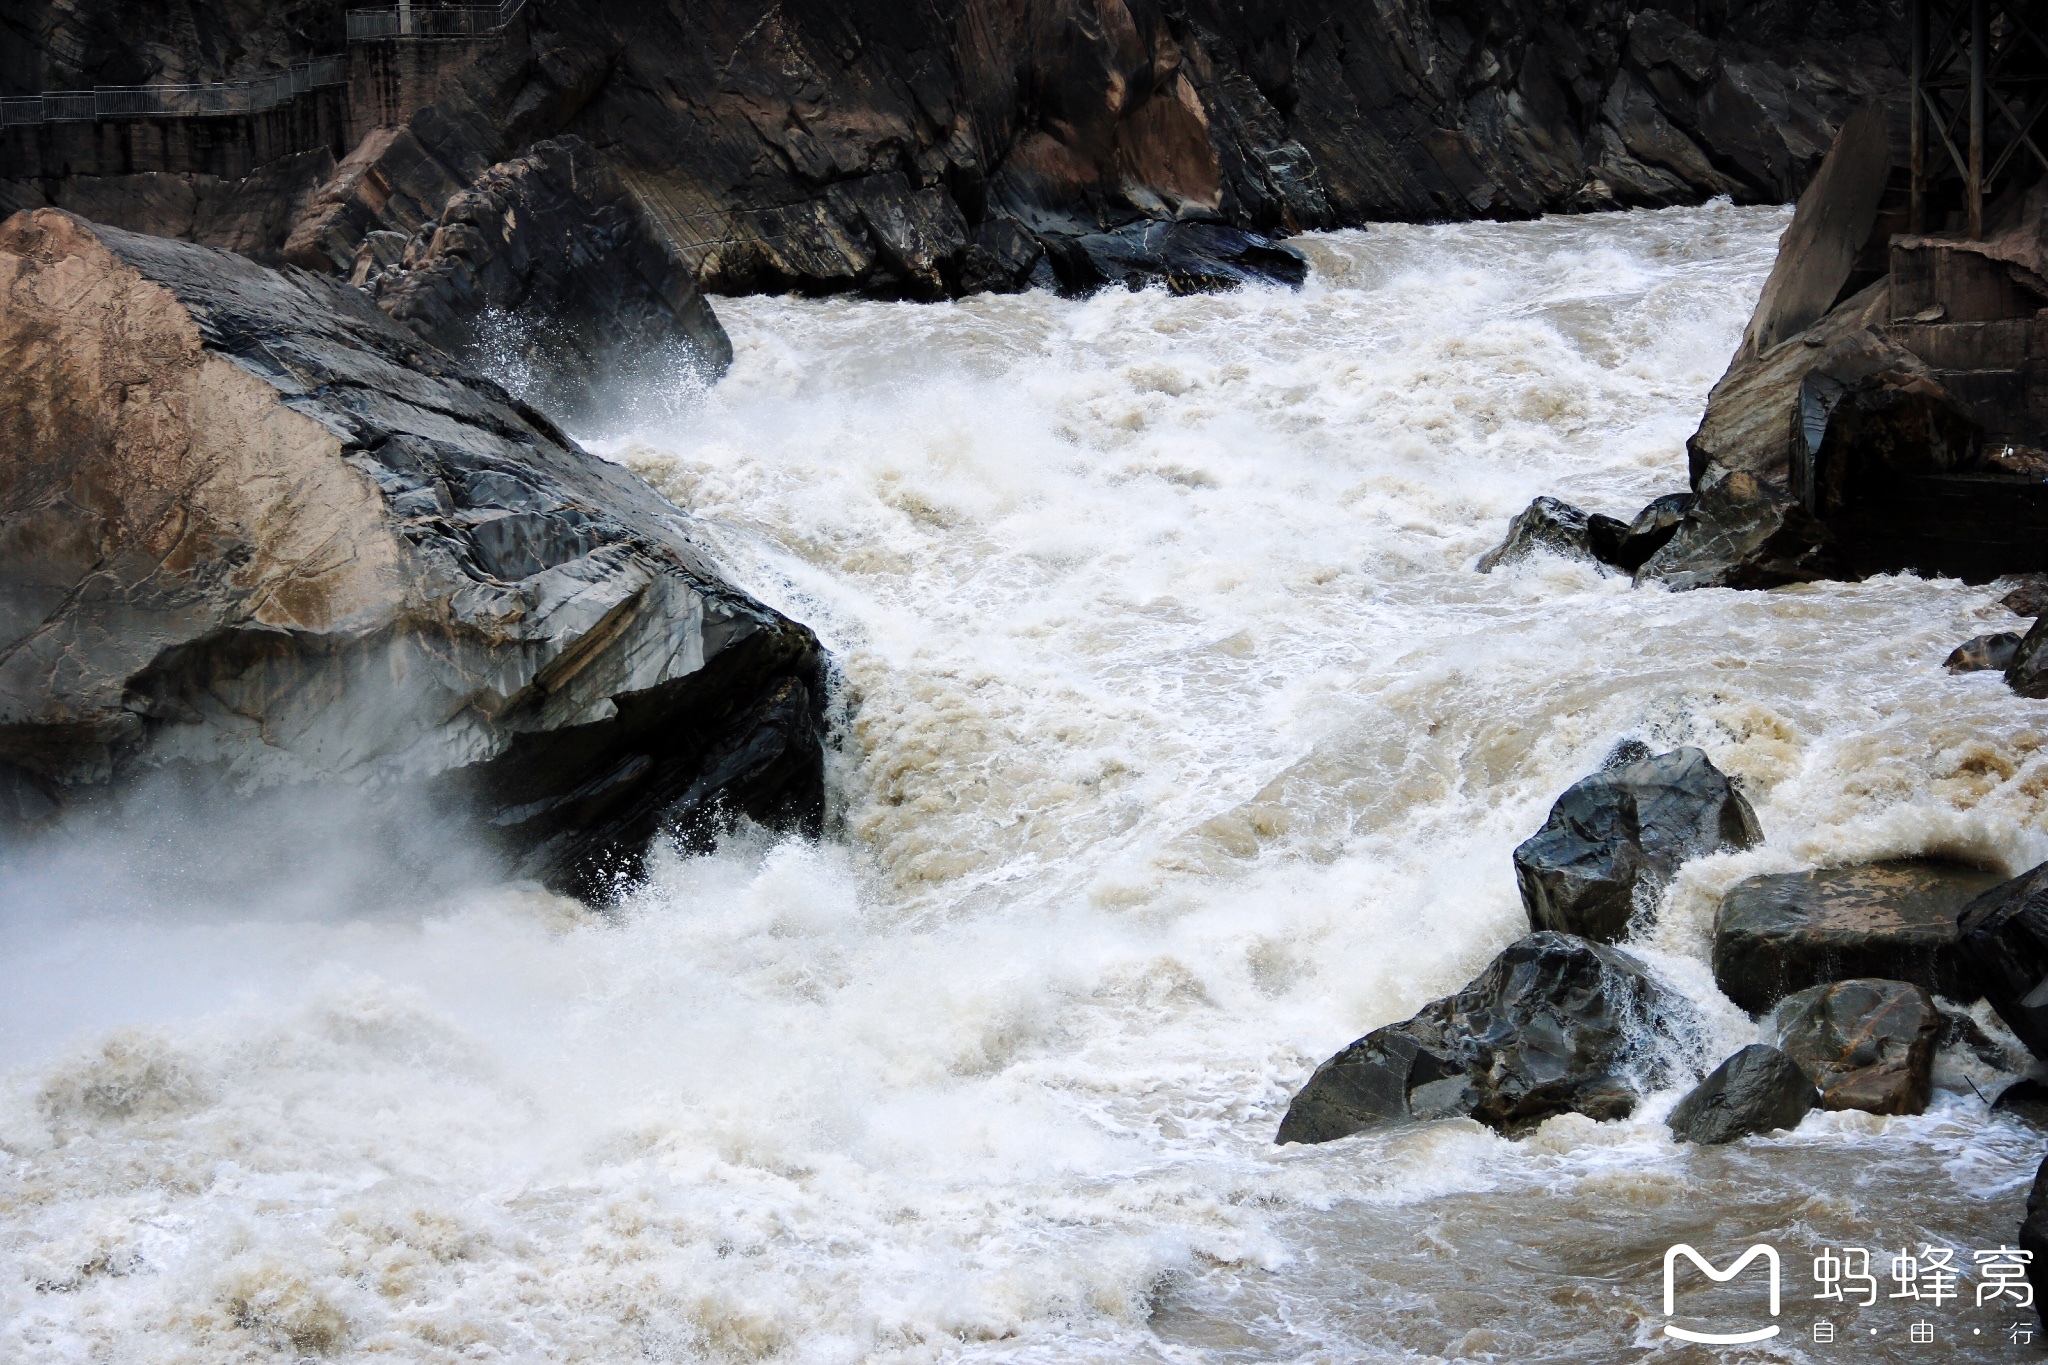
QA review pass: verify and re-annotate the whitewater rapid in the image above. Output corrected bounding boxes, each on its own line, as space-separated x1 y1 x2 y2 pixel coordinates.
4 203 2045 1362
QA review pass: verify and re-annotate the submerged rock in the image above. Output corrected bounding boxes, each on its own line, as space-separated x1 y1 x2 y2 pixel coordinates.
1633 467 1839 591
1666 1045 1818 1144
1514 746 1762 943
0 208 823 895
1712 860 2006 1012
1770 979 1940 1115
1948 633 2024 673
1477 497 1597 572
1040 221 1308 296
1275 932 1691 1144
1956 862 2048 1057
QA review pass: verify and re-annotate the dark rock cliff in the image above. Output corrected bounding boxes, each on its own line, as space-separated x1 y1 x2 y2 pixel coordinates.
4 1 1904 300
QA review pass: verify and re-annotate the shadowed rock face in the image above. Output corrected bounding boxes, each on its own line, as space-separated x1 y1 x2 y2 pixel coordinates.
1514 746 1761 943
1712 859 2008 1013
3 0 1901 299
1666 1044 1817 1144
0 207 822 895
1275 931 1694 1144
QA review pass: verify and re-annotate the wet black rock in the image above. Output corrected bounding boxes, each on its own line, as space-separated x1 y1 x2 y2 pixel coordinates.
1948 633 2024 673
1041 221 1308 296
1956 861 2048 1057
1275 931 1692 1144
1994 1078 2048 1128
1515 746 1762 943
2007 615 2048 699
1770 978 1941 1115
1608 493 1695 572
1477 497 1596 572
1666 1044 1818 1144
1634 467 1839 591
0 208 823 897
1712 860 2007 1012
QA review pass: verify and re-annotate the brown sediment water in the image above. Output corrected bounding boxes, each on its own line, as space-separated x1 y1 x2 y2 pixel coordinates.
1 202 2041 1362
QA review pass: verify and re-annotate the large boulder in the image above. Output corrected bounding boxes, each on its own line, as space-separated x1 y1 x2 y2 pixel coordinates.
1712 860 2007 1012
1769 979 1940 1115
1666 1044 1818 1144
1514 746 1762 943
0 208 823 895
1275 932 1693 1144
1956 861 2048 1057
1633 466 1840 591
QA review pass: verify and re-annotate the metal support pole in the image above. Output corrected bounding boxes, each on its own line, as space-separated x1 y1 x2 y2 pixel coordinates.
399 0 412 36
1971 0 1987 237
1911 0 1927 233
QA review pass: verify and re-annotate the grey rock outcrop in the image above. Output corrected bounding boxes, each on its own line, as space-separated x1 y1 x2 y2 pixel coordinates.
1769 978 1940 1115
1514 746 1762 943
1275 931 1693 1144
1712 860 2007 1012
1666 1044 1817 1144
1995 1078 2048 1128
1633 466 1839 591
0 207 822 894
1957 861 2048 1058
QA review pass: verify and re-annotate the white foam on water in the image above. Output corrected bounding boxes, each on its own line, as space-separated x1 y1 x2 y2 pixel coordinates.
4 203 2045 1362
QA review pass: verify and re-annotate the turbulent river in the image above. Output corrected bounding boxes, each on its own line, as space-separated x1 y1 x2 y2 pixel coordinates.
6 203 2048 1363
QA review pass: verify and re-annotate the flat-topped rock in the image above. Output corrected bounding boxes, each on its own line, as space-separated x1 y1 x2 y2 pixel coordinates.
1713 860 2007 1012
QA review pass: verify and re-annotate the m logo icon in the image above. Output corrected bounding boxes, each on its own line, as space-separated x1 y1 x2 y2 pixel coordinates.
1662 1243 1782 1344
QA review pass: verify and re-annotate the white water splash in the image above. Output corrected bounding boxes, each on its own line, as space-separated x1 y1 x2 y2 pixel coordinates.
3 203 2041 1363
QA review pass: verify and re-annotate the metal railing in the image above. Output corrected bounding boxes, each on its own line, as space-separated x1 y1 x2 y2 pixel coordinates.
1 55 347 126
345 0 526 40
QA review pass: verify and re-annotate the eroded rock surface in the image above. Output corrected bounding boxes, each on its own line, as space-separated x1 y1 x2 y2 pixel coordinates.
1949 633 2023 673
1514 746 1761 943
0 207 822 893
1769 978 1940 1115
4 1 1902 299
1666 1044 1817 1144
1712 860 2007 1012
1276 931 1693 1144
1633 466 1839 591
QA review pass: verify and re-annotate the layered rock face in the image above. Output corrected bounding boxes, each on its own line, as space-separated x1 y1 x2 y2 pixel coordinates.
4 0 1900 301
294 134 733 428
0 208 822 893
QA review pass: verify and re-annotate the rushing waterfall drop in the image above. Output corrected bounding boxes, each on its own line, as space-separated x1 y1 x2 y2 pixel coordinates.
2 203 2041 1362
